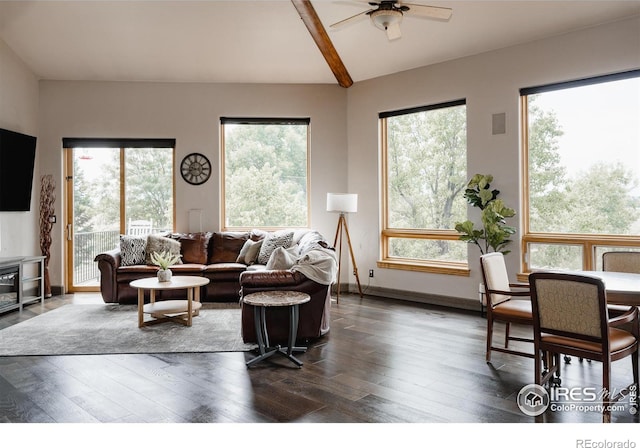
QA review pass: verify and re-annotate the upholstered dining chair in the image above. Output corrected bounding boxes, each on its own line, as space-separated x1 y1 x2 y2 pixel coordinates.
602 250 640 317
603 251 640 273
529 271 639 423
480 252 534 363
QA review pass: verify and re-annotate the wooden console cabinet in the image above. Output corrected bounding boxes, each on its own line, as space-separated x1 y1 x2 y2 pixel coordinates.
0 256 46 313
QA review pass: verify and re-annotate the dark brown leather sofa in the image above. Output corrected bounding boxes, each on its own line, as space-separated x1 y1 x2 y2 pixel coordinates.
95 231 253 303
94 229 336 343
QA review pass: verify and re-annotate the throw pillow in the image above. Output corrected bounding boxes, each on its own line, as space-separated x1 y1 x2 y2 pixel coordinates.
177 232 211 264
266 245 299 270
236 239 250 263
242 239 263 265
257 231 294 265
120 235 147 266
244 240 264 266
145 234 182 265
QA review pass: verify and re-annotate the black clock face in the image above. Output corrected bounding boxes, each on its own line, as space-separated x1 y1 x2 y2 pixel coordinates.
180 153 211 185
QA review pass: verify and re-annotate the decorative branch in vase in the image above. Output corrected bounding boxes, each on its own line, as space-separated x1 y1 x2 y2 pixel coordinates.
150 250 181 282
454 174 516 255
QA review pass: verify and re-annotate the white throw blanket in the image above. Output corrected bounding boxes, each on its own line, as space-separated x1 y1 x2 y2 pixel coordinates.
291 248 338 285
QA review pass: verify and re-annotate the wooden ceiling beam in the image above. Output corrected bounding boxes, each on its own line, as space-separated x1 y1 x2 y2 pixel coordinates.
291 0 353 88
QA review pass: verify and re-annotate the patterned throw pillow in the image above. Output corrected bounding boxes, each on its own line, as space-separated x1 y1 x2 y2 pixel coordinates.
145 234 182 265
257 231 294 265
120 235 147 266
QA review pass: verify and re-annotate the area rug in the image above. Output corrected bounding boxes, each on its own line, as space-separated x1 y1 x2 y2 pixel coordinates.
0 304 257 356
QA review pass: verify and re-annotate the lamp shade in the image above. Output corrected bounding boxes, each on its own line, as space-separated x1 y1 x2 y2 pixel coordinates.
327 193 358 213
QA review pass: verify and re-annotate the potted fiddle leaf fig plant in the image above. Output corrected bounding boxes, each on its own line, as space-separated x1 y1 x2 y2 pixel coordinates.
150 250 181 282
454 174 516 255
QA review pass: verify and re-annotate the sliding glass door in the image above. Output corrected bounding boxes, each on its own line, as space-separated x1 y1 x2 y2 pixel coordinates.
64 140 175 291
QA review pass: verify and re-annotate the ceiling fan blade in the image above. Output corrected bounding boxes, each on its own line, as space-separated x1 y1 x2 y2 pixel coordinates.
402 3 453 20
330 9 372 29
386 22 402 40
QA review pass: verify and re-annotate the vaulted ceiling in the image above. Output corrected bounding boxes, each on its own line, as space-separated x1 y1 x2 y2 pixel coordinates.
0 1 638 87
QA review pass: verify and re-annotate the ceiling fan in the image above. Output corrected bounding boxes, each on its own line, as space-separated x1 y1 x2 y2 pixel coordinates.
330 1 453 41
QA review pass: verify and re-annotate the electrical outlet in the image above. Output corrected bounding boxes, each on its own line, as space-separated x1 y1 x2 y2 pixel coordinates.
369 269 374 278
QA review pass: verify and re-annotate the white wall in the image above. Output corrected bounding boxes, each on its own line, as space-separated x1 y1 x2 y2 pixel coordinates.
0 37 39 258
38 81 348 288
346 16 640 309
14 16 640 303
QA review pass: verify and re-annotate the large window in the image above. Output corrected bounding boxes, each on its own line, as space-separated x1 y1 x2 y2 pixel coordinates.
521 70 640 271
379 100 468 274
221 118 310 229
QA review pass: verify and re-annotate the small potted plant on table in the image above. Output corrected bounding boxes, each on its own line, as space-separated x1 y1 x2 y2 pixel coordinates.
150 250 181 282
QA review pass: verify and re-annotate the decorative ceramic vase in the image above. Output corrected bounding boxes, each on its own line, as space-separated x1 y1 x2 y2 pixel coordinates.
157 269 172 282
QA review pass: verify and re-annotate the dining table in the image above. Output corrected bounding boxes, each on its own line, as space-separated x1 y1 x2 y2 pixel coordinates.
540 270 640 307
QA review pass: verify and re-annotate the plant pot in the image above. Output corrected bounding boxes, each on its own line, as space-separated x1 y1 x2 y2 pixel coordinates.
157 269 172 282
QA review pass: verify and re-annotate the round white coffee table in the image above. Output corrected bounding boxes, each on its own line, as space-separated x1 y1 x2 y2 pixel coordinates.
243 290 311 368
130 276 210 328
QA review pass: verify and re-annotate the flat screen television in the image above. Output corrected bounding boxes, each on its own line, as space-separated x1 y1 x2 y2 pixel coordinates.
0 128 37 212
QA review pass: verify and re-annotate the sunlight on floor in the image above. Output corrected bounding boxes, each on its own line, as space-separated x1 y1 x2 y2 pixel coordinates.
68 292 104 305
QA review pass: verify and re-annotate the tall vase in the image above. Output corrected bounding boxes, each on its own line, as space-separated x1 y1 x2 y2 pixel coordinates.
39 175 55 297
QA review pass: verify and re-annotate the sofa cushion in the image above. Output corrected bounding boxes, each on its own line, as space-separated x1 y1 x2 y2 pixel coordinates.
204 262 247 273
246 264 266 272
175 232 211 264
120 235 147 266
117 264 158 274
169 263 206 274
257 231 294 265
266 245 299 270
145 234 182 265
208 232 250 264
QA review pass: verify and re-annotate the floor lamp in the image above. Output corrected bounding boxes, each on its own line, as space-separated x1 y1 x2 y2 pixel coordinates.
327 193 363 303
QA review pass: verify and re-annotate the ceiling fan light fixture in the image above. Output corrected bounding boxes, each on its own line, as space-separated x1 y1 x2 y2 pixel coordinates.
370 9 403 31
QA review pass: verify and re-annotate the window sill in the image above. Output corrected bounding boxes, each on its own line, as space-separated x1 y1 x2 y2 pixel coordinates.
377 259 470 276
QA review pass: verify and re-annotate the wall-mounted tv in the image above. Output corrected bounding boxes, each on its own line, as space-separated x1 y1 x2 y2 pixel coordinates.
0 128 37 212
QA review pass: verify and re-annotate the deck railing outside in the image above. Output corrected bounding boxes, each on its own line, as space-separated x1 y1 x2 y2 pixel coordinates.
74 228 167 286
74 230 119 285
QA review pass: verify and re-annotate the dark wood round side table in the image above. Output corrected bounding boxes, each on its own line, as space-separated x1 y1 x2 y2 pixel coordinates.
242 290 311 368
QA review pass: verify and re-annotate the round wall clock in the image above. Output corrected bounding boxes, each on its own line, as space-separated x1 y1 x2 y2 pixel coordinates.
180 153 211 185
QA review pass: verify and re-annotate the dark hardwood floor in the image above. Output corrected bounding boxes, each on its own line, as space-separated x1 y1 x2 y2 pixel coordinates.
0 292 637 442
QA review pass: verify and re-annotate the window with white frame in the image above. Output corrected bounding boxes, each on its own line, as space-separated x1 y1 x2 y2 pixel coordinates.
379 100 469 274
521 70 640 271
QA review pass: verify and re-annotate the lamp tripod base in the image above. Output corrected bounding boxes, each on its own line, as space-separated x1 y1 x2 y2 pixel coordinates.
333 213 363 303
